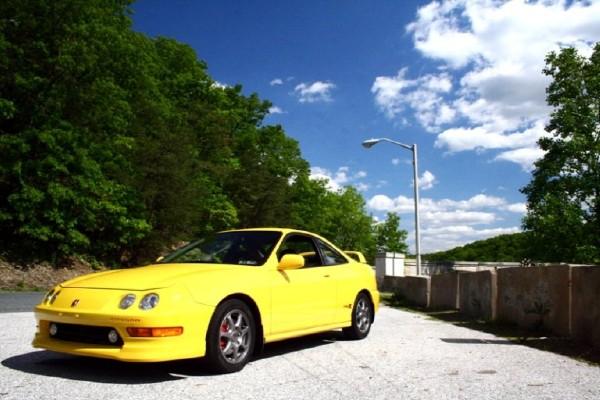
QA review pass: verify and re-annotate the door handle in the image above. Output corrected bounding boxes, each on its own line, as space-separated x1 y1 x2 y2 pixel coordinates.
323 274 331 278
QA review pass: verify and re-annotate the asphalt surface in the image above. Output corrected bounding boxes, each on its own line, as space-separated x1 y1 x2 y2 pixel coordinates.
1 303 599 399
0 292 44 312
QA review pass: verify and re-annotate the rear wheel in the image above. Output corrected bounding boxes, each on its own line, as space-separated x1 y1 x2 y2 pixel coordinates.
343 293 373 340
205 299 255 373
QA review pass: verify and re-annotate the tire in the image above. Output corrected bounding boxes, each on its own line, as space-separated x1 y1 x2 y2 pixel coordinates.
205 299 256 373
343 292 373 340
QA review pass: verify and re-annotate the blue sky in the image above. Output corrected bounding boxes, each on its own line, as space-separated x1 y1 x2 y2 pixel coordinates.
132 0 600 252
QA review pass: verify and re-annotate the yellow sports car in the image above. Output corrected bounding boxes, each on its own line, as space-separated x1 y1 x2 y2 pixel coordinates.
33 228 379 373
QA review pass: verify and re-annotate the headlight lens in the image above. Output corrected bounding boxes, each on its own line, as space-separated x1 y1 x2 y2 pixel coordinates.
49 290 60 304
44 289 55 304
139 293 159 310
119 294 136 309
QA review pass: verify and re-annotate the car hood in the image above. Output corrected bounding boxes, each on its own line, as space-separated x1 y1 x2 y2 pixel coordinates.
61 263 240 291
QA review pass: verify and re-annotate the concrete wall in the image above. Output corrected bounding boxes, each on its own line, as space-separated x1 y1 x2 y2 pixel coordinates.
571 267 600 348
430 271 460 310
378 253 599 346
459 270 497 320
497 266 571 336
382 276 430 308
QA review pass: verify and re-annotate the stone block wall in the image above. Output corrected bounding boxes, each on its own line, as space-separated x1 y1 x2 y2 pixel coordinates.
571 266 600 348
382 275 431 307
430 271 460 310
496 266 571 336
459 270 497 320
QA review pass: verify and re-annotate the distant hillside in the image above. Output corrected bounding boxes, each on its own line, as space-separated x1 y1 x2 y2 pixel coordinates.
424 232 529 262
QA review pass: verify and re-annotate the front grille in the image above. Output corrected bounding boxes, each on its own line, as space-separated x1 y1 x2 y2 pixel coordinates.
50 322 124 346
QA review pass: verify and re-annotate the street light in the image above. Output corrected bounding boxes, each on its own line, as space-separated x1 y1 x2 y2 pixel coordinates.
362 137 422 276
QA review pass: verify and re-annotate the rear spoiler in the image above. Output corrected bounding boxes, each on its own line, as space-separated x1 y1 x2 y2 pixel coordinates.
344 251 367 263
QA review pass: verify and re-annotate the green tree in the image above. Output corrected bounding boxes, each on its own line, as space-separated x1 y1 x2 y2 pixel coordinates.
0 0 150 262
288 178 375 258
521 44 600 264
0 0 379 267
374 212 408 253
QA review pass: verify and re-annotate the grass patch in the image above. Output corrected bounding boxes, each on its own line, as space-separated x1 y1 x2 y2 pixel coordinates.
381 291 600 366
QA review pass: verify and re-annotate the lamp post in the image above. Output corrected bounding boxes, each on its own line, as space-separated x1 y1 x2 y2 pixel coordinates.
362 138 422 276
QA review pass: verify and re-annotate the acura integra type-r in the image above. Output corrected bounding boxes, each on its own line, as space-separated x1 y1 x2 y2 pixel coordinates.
33 228 380 373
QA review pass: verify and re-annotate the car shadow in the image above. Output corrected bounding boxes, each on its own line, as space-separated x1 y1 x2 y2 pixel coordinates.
2 331 344 383
257 330 345 360
440 337 516 345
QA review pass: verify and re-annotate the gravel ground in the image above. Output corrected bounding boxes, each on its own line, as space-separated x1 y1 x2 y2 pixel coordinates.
1 306 599 400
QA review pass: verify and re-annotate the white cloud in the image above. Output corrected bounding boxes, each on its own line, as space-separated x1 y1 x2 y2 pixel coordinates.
367 191 526 252
371 69 455 131
375 0 600 167
376 180 388 189
211 81 228 89
355 182 370 192
495 147 546 171
435 121 547 153
391 158 400 166
268 106 285 114
421 225 521 253
504 202 527 214
309 166 368 192
418 170 436 190
270 78 283 86
423 210 496 225
368 193 506 213
294 81 336 103
367 192 526 224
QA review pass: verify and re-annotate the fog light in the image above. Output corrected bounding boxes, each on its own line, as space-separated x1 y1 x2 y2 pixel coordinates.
49 323 58 336
108 329 119 344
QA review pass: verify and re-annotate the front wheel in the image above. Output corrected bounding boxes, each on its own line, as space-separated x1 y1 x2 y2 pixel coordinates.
343 293 373 340
205 299 256 373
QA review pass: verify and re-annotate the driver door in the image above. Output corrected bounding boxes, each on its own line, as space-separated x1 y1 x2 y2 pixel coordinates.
270 234 336 335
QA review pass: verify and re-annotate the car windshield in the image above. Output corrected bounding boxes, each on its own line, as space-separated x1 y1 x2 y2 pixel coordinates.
159 231 282 266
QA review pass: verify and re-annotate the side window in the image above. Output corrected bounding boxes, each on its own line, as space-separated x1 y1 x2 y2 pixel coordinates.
317 239 348 266
277 235 321 267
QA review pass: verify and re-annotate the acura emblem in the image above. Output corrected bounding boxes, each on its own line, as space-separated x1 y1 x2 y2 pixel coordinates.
71 299 80 308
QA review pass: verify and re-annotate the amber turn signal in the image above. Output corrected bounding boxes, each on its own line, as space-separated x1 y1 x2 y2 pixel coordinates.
126 327 183 337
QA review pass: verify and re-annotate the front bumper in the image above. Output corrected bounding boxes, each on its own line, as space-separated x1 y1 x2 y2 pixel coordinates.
32 301 214 362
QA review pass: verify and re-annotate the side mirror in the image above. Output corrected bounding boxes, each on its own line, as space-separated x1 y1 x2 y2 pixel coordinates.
155 256 165 263
277 254 304 270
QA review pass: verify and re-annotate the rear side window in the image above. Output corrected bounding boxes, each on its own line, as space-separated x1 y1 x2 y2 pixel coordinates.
316 239 347 266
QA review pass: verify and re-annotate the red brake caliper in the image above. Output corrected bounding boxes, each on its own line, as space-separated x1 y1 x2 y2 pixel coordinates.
220 322 228 349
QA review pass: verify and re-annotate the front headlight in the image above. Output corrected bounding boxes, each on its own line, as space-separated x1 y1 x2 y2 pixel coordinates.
139 293 159 310
43 289 55 304
119 294 136 309
45 288 60 305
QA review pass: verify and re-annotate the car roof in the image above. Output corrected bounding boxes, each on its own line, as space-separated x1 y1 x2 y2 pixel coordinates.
221 227 313 236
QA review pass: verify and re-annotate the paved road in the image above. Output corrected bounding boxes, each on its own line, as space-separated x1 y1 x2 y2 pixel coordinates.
1 306 599 400
0 292 44 313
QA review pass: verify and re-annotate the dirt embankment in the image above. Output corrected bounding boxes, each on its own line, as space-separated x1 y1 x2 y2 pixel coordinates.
0 258 99 291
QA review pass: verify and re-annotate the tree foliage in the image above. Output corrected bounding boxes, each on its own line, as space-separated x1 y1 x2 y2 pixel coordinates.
522 44 600 264
0 0 377 265
374 212 408 254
